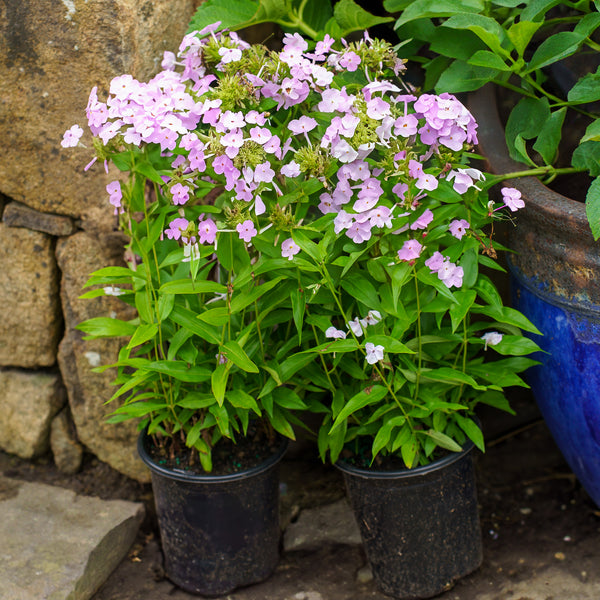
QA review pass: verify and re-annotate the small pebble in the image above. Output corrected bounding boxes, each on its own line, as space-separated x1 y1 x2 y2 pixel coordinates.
519 507 532 515
554 552 566 560
356 564 373 584
564 535 572 542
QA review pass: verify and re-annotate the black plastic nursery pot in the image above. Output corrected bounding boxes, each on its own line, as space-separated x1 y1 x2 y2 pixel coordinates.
138 430 288 596
336 443 482 600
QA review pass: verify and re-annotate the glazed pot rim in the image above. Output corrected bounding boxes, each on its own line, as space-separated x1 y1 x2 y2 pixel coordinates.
137 428 288 483
335 439 475 480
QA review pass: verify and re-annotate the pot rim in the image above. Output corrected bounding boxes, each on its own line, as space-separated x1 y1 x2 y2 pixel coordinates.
335 439 475 480
137 428 288 483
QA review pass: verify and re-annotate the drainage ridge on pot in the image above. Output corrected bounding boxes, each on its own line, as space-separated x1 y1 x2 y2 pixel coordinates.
336 441 482 600
138 430 288 597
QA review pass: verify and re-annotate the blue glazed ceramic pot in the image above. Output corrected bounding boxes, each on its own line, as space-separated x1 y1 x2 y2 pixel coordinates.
471 86 600 507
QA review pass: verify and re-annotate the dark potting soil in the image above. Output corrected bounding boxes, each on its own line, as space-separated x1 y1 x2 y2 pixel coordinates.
146 422 282 476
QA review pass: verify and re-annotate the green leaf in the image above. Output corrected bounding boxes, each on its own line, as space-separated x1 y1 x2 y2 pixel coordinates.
304 338 361 354
421 367 484 389
532 107 566 165
372 415 406 457
520 0 562 22
400 434 417 468
127 323 158 349
291 230 321 263
481 304 542 334
211 363 229 406
506 20 542 57
330 385 388 431
581 119 600 144
76 317 137 339
177 393 216 410
291 287 305 344
299 0 333 34
364 335 414 354
159 279 227 295
270 406 296 439
455 414 484 451
145 361 212 382
221 340 259 373
170 304 222 344
449 289 477 333
467 50 510 71
426 429 463 452
574 11 600 38
568 69 600 104
340 272 380 310
525 31 586 73
492 335 541 356
333 0 393 37
505 97 550 164
197 307 231 327
230 277 284 314
394 0 484 27
586 177 600 240
188 0 261 33
157 293 175 321
435 60 498 93
227 389 261 414
272 387 307 410
134 291 152 324
572 141 600 177
443 13 508 56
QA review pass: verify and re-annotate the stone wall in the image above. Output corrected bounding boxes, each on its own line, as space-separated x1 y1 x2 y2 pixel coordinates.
0 0 199 482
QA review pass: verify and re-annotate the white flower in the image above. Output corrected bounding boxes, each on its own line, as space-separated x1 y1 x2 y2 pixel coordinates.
325 326 347 339
481 331 503 350
348 317 364 337
360 310 382 327
365 342 385 364
103 286 126 296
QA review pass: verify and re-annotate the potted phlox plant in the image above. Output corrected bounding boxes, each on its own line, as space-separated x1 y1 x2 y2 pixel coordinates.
62 20 540 599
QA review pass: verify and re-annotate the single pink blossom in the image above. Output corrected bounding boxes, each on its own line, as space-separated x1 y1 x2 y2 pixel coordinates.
365 342 385 365
410 209 434 230
449 219 470 240
281 238 301 260
501 187 525 212
171 182 190 205
61 124 84 148
398 239 423 262
198 216 217 244
325 326 347 339
236 219 257 243
481 331 503 350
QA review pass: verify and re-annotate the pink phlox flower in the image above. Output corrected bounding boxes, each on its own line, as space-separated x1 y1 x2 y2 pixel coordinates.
283 32 309 53
110 74 138 101
348 317 364 337
220 110 245 130
245 110 267 125
218 46 242 64
189 146 206 171
415 173 439 192
254 162 275 183
339 51 361 71
279 77 310 108
368 205 393 229
281 161 301 178
161 51 177 70
318 87 354 113
171 182 190 205
325 326 347 340
165 217 190 241
331 138 358 163
364 80 401 99
281 238 301 260
425 251 445 273
418 123 439 146
375 116 395 144
365 342 385 365
346 220 372 243
447 167 484 194
392 182 409 201
318 192 337 214
98 120 123 144
197 215 217 244
481 331 503 350
236 220 257 243
408 159 424 179
410 208 434 230
449 219 470 240
342 160 370 181
263 134 282 157
310 64 334 86
366 97 391 120
235 178 255 202
254 195 266 216
288 116 318 135
332 179 353 206
360 310 382 327
398 239 423 261
314 34 336 58
212 154 233 175
249 126 272 145
394 114 419 138
501 187 525 212
437 259 464 288
106 180 123 214
439 125 467 151
61 124 84 148
334 210 354 233
221 128 244 149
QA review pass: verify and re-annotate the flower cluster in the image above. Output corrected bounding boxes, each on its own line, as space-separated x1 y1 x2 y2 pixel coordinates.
66 24 539 470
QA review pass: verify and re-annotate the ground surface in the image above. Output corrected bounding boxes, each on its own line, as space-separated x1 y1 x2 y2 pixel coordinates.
2 392 599 600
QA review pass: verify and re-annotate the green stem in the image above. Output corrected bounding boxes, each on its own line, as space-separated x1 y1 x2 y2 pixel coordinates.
412 268 422 402
487 165 587 186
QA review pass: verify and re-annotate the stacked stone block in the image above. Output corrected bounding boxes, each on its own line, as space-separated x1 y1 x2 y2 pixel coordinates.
0 0 198 482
